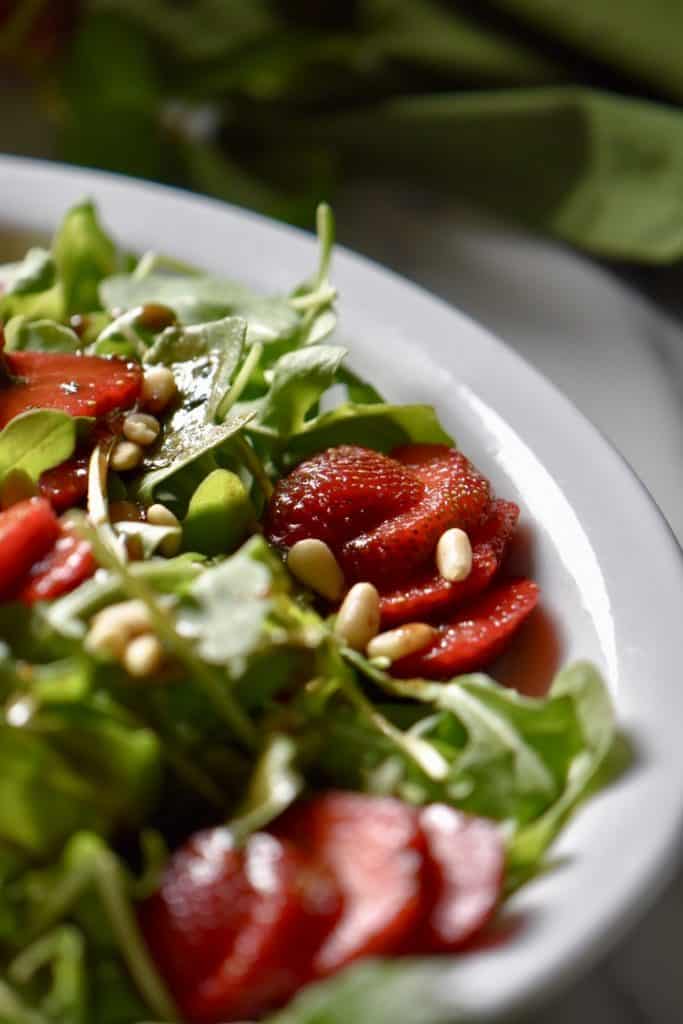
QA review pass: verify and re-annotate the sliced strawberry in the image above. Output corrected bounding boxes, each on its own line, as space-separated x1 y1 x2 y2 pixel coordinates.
140 828 341 1023
393 578 539 679
0 498 60 601
39 452 90 512
414 805 505 951
265 444 491 587
19 523 95 604
0 351 141 429
265 445 423 552
341 447 491 584
39 418 124 512
379 500 519 627
275 792 426 976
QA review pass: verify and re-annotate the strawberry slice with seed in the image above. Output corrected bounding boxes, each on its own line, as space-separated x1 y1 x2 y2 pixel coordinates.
393 578 539 678
265 444 423 553
380 500 519 627
140 828 341 1023
265 444 491 588
275 792 426 975
19 523 95 604
0 497 60 601
341 446 491 584
414 805 505 951
0 351 141 429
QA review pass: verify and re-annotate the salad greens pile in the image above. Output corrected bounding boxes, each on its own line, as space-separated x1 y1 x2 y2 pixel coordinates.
0 201 619 1024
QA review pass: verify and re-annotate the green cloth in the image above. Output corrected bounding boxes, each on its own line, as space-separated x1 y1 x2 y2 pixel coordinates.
13 0 683 261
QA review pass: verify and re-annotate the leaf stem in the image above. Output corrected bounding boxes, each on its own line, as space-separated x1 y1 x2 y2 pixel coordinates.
216 341 262 421
91 846 180 1023
234 434 274 501
338 659 448 781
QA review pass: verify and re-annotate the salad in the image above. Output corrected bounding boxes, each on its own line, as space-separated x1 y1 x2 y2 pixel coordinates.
0 201 618 1024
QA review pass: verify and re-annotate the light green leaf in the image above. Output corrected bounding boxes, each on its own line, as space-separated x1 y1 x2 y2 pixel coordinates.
134 319 251 502
136 411 253 504
144 315 245 367
143 315 246 421
100 270 300 344
53 201 117 315
177 535 323 676
231 734 303 841
258 344 347 436
345 653 617 861
4 317 82 353
0 411 78 486
282 401 453 463
268 959 455 1024
0 248 56 296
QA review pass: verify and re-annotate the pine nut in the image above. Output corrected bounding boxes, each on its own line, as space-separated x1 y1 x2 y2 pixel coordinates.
0 469 38 509
366 622 437 663
141 366 177 413
111 440 144 472
86 599 152 658
147 503 182 557
334 582 380 650
123 412 160 446
436 527 473 582
123 633 165 678
287 538 344 601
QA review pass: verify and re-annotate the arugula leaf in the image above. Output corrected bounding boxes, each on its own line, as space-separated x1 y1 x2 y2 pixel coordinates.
52 201 117 316
0 249 56 297
0 691 160 859
0 412 78 487
267 959 455 1024
134 319 251 503
3 318 82 354
44 556 205 640
230 734 303 842
143 315 245 422
282 401 453 463
177 535 324 677
144 315 245 367
7 925 87 1024
344 653 616 861
258 344 347 436
100 270 301 344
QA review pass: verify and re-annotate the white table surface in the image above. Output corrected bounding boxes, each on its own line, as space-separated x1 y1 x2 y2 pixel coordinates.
337 182 683 1023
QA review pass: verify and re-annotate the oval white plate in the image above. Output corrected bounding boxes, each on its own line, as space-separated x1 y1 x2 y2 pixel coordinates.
1 156 682 1021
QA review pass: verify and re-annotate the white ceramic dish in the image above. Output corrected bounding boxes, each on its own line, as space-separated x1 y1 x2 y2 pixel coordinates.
1 155 682 1021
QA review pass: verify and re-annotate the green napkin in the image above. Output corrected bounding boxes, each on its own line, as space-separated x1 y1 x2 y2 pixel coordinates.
20 0 683 262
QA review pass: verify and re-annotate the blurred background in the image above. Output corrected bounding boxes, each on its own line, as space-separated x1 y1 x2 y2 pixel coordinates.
1 2 682 1022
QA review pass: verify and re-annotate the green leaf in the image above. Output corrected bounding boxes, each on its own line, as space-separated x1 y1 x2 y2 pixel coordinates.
258 344 347 436
134 318 251 502
4 318 82 353
230 734 303 841
100 270 300 343
0 248 56 297
177 535 324 677
282 400 453 463
8 926 87 1024
143 315 246 421
0 411 77 487
144 315 245 367
267 959 455 1024
343 653 617 870
52 201 117 315
0 725 109 857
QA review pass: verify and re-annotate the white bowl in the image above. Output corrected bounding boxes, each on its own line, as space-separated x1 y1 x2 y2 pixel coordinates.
1 155 682 1020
